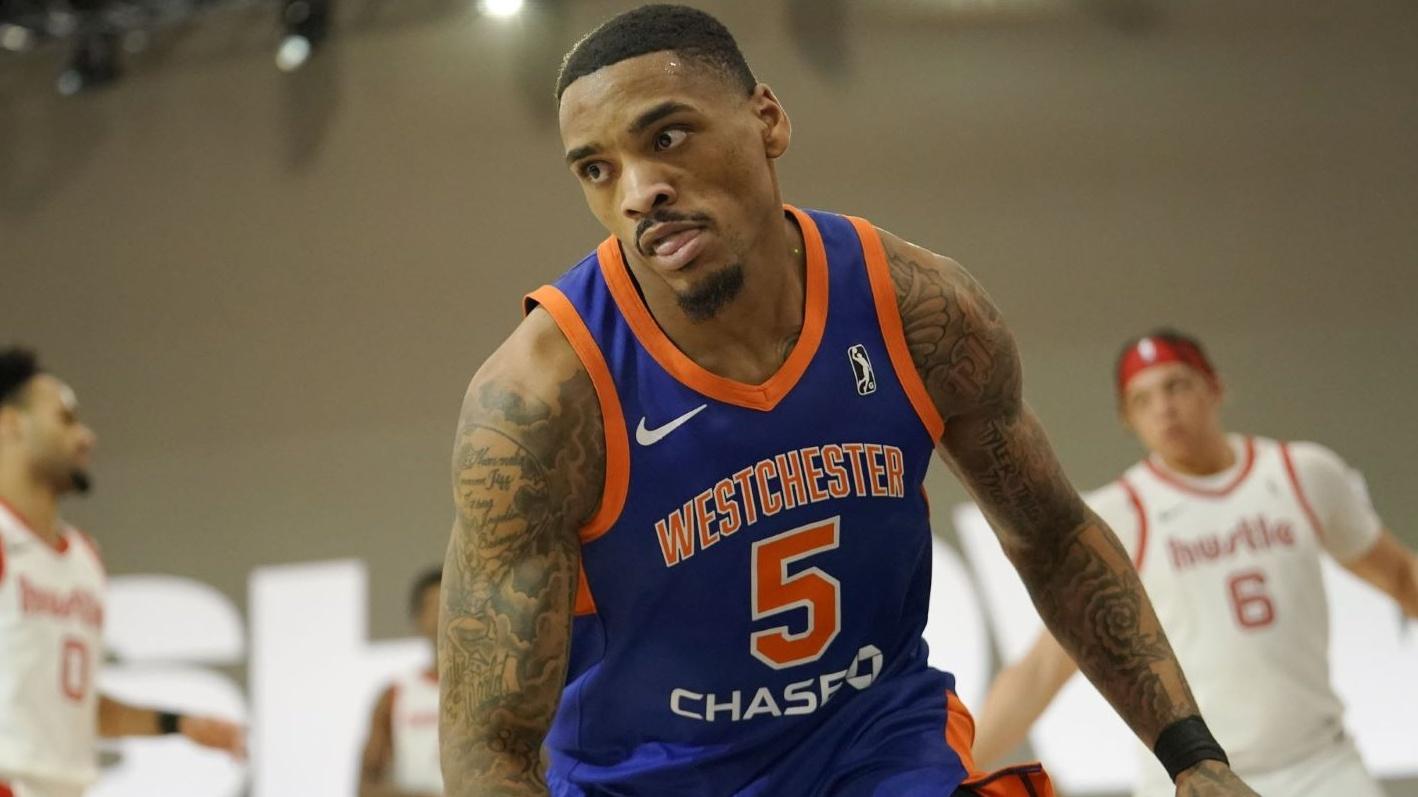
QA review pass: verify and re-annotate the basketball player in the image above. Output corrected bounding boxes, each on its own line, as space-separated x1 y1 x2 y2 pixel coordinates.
439 6 1256 795
360 567 445 797
0 347 245 797
972 330 1418 796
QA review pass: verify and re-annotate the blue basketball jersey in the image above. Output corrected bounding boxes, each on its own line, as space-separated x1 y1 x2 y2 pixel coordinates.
525 207 974 796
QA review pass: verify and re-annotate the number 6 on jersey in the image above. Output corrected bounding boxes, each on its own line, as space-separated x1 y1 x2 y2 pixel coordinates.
750 517 842 669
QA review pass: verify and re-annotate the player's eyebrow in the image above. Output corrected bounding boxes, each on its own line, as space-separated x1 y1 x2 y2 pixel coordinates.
565 144 600 165
564 102 694 165
629 101 693 135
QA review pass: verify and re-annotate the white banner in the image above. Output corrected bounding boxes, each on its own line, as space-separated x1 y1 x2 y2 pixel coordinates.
92 519 1418 796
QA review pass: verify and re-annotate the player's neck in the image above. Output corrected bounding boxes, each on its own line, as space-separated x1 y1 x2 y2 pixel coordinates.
0 468 62 543
1156 434 1236 477
640 213 807 383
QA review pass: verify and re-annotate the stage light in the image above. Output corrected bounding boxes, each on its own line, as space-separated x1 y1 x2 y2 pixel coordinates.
479 0 525 19
276 0 329 72
56 30 120 96
0 24 35 53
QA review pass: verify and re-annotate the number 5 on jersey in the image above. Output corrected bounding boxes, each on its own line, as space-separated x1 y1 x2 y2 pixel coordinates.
750 517 842 669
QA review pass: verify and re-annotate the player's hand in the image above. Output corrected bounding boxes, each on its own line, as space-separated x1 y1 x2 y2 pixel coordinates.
179 715 247 759
1174 760 1258 796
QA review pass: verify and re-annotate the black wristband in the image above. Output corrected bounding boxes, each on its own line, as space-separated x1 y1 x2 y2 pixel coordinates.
1154 715 1229 782
157 711 182 735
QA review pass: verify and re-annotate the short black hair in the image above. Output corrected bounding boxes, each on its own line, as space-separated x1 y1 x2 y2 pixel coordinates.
409 566 442 616
0 347 40 407
556 4 756 102
1114 327 1214 382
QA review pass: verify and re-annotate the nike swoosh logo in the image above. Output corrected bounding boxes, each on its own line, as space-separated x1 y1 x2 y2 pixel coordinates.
636 404 708 446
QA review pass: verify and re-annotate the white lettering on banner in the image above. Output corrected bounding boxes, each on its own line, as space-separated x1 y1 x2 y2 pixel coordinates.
249 560 430 797
91 576 248 797
80 540 1416 796
951 503 1418 794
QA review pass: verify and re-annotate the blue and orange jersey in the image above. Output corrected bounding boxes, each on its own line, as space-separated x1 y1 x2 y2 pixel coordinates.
524 207 1048 796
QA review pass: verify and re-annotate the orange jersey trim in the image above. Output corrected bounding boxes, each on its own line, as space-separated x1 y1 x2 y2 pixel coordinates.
848 216 947 443
948 691 1055 797
946 690 983 777
523 285 630 545
573 560 597 616
595 205 829 412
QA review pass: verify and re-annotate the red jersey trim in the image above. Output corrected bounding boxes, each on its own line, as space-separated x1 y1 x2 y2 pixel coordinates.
1279 441 1327 542
1142 436 1257 498
1118 477 1149 571
0 497 70 554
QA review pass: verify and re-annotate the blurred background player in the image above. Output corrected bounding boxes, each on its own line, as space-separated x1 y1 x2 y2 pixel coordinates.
0 346 244 797
359 567 444 797
973 329 1418 797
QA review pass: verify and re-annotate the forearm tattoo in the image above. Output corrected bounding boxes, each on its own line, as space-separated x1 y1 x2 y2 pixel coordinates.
439 356 604 796
884 233 1199 744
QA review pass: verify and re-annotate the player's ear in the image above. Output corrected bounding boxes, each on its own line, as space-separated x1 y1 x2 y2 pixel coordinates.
751 84 791 159
1208 375 1226 405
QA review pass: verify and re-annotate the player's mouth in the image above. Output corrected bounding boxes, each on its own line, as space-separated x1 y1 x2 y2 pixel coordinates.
640 223 708 271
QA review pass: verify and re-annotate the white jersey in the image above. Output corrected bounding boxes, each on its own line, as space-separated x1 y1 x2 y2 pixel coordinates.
389 669 443 794
1085 435 1382 792
0 501 105 790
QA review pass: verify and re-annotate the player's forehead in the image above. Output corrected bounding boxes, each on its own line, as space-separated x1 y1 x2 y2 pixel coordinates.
1123 361 1198 398
24 374 77 412
559 51 733 147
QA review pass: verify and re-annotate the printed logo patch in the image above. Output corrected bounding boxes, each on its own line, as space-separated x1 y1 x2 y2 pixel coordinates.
848 344 876 396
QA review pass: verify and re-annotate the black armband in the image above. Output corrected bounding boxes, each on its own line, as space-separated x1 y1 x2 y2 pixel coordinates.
157 710 182 735
1154 715 1228 782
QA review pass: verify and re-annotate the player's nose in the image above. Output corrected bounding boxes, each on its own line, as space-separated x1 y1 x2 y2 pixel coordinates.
620 162 676 219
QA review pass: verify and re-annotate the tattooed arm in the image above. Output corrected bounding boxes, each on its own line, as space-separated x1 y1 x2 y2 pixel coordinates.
439 308 605 796
880 230 1254 795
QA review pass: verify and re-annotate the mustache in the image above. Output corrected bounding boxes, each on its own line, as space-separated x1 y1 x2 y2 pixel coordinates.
635 210 714 257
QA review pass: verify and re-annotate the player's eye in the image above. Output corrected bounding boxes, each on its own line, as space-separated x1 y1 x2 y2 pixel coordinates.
581 162 611 184
654 128 688 152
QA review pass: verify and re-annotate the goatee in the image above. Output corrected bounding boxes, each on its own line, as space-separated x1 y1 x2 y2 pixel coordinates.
677 264 745 322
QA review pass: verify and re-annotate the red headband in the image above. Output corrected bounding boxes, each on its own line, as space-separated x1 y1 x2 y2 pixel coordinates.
1116 337 1215 396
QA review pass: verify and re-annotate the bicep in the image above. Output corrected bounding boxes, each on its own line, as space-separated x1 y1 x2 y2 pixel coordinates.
878 229 1086 542
437 314 604 779
1289 442 1382 562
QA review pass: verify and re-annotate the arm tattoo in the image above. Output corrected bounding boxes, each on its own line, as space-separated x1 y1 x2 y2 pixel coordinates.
439 349 604 796
884 233 1200 745
886 243 1008 410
